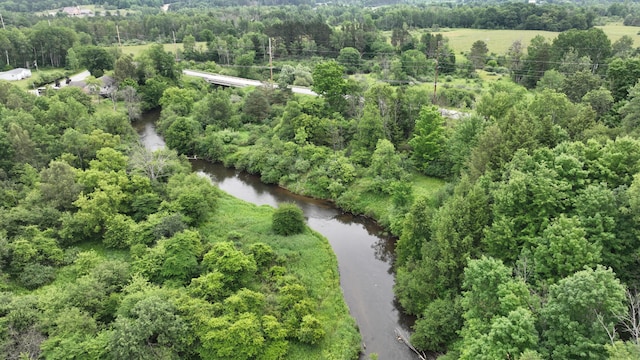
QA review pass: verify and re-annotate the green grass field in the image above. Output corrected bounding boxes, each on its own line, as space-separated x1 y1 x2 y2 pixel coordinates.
441 22 640 54
596 22 640 44
119 42 208 58
442 28 558 54
120 22 640 60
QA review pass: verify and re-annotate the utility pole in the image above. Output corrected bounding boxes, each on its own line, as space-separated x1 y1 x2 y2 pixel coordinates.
172 31 178 62
116 25 122 49
268 37 273 84
433 41 441 103
0 13 8 66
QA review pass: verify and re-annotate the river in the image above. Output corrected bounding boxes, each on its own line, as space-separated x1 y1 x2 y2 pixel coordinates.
134 112 418 360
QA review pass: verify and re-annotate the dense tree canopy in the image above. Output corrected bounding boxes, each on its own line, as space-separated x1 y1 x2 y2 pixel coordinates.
3 2 640 359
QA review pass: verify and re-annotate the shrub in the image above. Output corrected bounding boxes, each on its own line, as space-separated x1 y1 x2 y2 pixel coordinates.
272 203 305 236
17 264 56 289
297 315 325 344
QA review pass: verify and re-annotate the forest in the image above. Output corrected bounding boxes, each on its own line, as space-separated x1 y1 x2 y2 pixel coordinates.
1 0 640 359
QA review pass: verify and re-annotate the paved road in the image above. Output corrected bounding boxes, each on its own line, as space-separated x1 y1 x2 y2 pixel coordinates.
182 69 317 96
68 70 91 83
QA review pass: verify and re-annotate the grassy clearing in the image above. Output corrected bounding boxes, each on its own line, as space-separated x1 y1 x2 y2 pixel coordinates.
338 173 446 229
200 192 361 359
411 174 446 201
596 22 640 44
119 42 208 58
437 23 640 55
441 28 557 54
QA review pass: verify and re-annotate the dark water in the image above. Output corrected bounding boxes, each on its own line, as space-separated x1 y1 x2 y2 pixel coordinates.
134 112 417 360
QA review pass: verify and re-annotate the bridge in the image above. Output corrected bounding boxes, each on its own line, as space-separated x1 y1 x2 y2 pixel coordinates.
182 69 317 96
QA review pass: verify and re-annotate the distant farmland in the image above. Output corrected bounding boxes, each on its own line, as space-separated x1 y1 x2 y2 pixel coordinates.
441 22 640 54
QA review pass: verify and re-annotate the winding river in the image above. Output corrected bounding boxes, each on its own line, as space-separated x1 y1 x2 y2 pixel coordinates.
134 112 417 360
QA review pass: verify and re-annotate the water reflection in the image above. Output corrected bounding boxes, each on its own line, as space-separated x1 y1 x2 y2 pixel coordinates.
135 113 418 360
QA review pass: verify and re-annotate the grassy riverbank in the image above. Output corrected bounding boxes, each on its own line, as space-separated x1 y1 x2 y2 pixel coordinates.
200 193 362 359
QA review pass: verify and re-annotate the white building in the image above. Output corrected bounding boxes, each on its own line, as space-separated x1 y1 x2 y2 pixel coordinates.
0 68 32 81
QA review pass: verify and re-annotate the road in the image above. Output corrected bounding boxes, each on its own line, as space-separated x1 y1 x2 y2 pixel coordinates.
182 69 317 96
68 70 91 83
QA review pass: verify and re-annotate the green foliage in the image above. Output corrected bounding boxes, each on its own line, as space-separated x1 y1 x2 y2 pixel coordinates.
272 203 306 236
242 88 271 123
312 60 347 114
202 242 257 289
369 139 404 194
411 297 462 351
469 40 488 69
166 173 219 226
351 101 386 165
533 215 601 283
0 76 359 360
297 315 325 345
409 105 445 173
458 257 538 360
395 178 489 317
193 89 233 129
108 295 190 359
540 266 625 360
159 87 199 117
337 47 362 74
76 46 115 78
188 271 227 302
160 230 203 284
401 49 430 78
606 341 640 360
475 81 527 121
103 214 136 249
199 313 265 360
140 76 170 111
17 263 56 289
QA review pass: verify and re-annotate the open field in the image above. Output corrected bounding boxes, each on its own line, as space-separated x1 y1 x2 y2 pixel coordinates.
119 41 208 57
442 28 558 54
596 22 640 43
440 22 640 54
35 5 137 16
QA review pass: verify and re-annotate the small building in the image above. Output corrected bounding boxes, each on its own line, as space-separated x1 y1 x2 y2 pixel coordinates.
99 76 116 97
0 68 32 81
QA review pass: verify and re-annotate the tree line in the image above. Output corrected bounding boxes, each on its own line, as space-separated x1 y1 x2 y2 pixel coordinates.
0 0 626 70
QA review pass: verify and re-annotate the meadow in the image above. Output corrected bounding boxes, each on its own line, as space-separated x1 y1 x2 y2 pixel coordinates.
443 22 640 54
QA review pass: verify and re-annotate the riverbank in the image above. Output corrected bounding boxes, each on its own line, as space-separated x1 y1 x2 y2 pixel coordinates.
203 192 362 359
137 113 421 359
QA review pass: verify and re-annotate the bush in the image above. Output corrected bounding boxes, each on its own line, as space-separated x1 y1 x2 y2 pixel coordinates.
272 203 305 236
297 315 325 344
17 264 56 289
